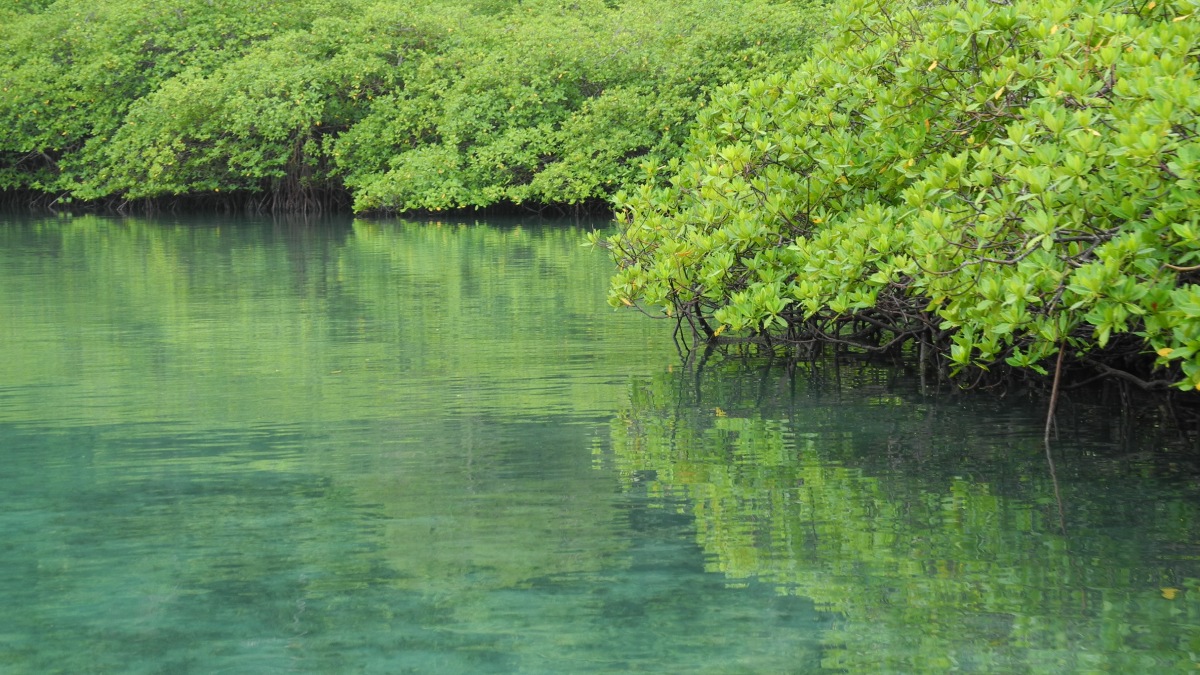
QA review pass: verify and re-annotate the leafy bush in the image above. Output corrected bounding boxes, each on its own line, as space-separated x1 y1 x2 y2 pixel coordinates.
0 0 346 195
599 0 1200 389
0 0 819 211
334 0 819 212
74 4 431 208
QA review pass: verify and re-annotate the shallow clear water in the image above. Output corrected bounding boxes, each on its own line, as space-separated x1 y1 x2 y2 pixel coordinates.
2 214 1199 673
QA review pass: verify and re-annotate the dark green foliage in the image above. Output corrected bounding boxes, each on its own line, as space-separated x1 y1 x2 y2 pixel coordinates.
599 0 1200 389
0 0 819 211
77 4 430 210
0 0 348 195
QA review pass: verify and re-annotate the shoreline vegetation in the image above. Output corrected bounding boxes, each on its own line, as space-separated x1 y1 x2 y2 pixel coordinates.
7 0 1200 401
0 0 819 215
594 0 1200 398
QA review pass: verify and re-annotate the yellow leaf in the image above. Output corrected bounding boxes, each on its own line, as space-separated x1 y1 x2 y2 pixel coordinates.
621 297 633 306
1051 24 1059 35
993 86 1005 100
1175 14 1191 21
905 158 915 168
714 407 727 417
927 60 938 72
1158 347 1174 357
1163 587 1180 600
1148 0 1156 7
713 324 727 336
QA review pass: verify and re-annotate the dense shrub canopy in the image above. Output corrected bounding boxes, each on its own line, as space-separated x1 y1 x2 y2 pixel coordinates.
600 0 1200 389
0 0 818 211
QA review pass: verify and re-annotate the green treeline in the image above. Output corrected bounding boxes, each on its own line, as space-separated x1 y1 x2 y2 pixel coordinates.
0 0 818 212
599 0 1200 390
12 0 1200 390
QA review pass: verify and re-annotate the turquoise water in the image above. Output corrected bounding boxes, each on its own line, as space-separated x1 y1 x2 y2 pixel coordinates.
2 214 1199 673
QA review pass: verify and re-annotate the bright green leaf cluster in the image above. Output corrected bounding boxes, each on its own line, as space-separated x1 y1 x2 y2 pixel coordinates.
603 0 1200 389
334 0 819 212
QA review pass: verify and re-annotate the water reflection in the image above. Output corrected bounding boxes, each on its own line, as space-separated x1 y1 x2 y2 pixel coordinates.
0 216 665 427
5 213 1200 672
0 215 822 673
607 357 1200 671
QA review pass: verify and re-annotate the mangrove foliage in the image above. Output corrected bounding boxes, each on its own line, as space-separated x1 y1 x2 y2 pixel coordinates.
598 0 1200 390
0 0 819 212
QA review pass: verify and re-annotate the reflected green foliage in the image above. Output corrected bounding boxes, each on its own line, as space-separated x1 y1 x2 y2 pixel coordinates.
0 214 827 673
0 214 666 426
0 212 672 607
607 358 1200 671
601 0 1200 388
1 0 818 211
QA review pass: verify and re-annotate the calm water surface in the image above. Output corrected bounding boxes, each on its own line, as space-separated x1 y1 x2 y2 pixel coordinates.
2 214 1199 673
